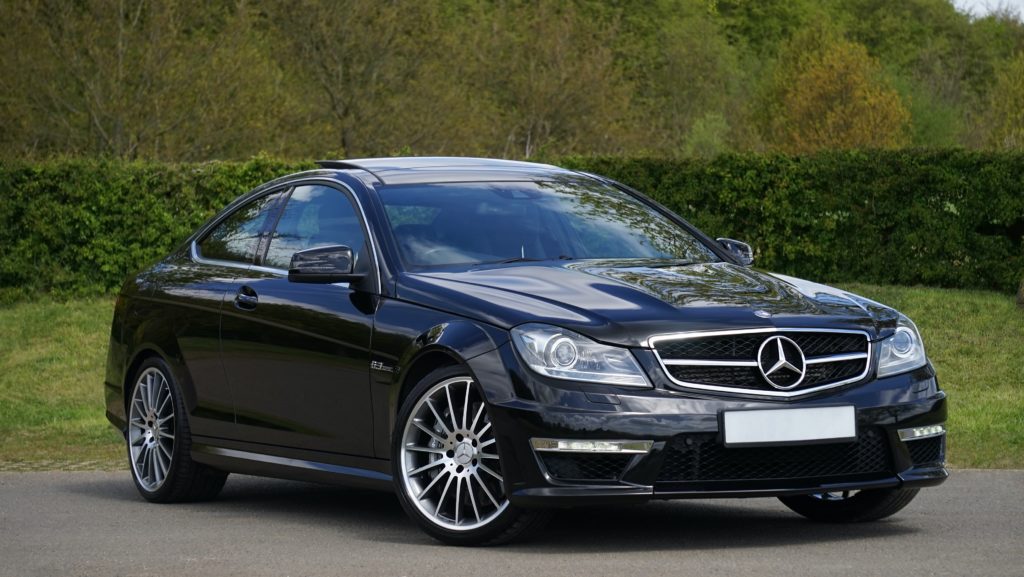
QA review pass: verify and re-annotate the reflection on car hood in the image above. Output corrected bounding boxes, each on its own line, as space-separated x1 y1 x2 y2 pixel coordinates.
399 260 900 347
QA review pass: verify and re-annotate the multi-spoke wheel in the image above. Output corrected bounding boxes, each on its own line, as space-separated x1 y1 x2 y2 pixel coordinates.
393 367 550 546
128 367 176 491
779 487 920 522
125 357 227 502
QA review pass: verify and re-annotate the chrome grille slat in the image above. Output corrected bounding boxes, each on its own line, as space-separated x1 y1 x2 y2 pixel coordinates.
650 328 872 398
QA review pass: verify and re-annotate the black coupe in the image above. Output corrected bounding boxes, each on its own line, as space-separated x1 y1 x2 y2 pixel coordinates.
105 157 947 545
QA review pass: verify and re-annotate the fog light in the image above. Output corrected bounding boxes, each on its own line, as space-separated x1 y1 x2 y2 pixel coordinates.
898 424 946 441
530 438 653 454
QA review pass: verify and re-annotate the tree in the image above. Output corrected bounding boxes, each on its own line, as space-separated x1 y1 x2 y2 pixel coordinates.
472 0 635 158
985 52 1024 149
0 0 285 160
266 0 499 158
716 0 821 56
765 26 912 153
643 4 745 154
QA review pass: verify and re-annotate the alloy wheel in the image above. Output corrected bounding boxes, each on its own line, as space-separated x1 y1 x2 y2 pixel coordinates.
128 367 176 492
399 376 509 531
810 490 860 501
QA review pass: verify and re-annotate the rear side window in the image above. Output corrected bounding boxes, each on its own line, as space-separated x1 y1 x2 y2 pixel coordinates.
197 192 283 264
263 185 367 270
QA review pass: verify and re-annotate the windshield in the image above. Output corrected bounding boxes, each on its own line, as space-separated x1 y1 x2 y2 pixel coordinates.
377 179 719 269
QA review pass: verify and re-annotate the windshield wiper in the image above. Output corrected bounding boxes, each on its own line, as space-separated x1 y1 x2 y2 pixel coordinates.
644 259 695 268
483 255 575 265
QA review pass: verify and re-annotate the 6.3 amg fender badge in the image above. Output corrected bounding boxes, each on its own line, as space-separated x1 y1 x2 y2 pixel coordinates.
370 360 396 373
757 335 807 389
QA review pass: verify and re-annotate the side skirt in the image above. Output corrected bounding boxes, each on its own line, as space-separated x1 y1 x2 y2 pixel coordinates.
191 439 394 492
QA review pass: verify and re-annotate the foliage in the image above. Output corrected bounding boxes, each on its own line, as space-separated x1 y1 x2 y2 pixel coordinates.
473 0 636 158
2 0 1024 160
0 0 287 160
0 157 312 303
1 153 1021 303
985 52 1024 149
765 25 912 153
559 151 1024 293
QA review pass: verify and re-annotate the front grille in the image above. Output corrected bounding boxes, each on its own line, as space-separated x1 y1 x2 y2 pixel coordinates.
656 334 764 361
540 453 634 482
667 365 762 389
657 332 866 361
907 436 945 466
804 359 866 384
657 427 892 483
653 329 870 396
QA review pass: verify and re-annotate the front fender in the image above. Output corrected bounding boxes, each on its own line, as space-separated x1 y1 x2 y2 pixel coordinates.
370 298 510 457
392 318 510 406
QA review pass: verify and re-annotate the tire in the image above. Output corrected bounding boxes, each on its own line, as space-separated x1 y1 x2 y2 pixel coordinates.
778 487 920 522
392 366 550 546
126 357 228 503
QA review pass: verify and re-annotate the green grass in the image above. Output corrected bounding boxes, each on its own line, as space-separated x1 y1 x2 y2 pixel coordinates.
0 285 1021 470
0 298 123 469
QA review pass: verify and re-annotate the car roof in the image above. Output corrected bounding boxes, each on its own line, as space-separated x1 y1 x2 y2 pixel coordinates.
315 156 581 185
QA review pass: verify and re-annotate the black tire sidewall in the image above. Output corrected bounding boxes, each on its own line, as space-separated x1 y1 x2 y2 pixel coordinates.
779 487 919 522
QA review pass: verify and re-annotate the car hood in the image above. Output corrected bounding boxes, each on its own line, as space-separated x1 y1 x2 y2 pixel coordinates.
398 260 900 347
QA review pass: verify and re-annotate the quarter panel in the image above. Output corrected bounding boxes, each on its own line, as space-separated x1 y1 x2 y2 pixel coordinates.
128 256 239 439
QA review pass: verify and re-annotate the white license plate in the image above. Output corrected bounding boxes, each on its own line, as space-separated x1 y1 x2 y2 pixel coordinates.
722 406 856 447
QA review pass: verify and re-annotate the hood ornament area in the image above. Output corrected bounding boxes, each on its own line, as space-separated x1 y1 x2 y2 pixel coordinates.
757 336 807 390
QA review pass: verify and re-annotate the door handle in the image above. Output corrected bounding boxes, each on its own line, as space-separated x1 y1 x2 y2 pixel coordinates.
234 286 258 310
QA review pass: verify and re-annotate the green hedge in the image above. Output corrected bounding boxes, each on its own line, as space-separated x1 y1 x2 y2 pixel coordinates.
562 151 1024 294
0 157 312 303
1 151 1022 303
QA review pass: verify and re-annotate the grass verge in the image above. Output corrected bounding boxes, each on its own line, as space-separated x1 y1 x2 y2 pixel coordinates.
0 298 123 469
0 285 1020 470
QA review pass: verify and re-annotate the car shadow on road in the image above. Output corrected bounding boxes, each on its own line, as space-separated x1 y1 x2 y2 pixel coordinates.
66 474 919 552
511 500 919 553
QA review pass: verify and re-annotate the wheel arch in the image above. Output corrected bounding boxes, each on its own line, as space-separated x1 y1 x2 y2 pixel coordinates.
387 319 511 440
122 337 199 420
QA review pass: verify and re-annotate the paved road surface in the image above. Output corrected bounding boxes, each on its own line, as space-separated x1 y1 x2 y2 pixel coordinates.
1 470 1021 576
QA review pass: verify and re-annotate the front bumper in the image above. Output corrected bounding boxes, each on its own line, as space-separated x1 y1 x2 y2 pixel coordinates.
468 342 948 508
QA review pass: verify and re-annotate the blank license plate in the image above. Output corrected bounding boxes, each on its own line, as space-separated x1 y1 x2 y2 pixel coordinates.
722 406 856 447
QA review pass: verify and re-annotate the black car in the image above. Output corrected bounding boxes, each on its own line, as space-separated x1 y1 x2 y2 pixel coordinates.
104 157 947 545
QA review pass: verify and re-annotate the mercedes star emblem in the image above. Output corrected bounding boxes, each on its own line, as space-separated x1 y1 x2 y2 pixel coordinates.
757 335 807 390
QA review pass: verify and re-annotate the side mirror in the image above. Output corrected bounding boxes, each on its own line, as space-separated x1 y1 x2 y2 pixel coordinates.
716 238 754 266
288 245 365 284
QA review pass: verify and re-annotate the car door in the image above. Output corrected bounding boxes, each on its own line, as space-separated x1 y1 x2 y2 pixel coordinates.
151 189 286 439
219 183 376 457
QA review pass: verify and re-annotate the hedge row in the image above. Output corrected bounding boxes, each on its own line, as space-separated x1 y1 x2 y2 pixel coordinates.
562 151 1024 295
1 151 1022 303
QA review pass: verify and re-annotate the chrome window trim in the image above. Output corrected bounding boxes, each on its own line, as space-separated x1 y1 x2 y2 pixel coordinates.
648 327 873 398
190 178 382 294
191 243 287 276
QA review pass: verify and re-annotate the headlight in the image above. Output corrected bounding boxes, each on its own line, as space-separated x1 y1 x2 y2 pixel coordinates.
876 315 927 378
510 323 650 387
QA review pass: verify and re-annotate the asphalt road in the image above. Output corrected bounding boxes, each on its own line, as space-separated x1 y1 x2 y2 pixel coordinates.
1 470 1021 577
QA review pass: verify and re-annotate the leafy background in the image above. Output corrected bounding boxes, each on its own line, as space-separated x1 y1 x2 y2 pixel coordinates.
3 0 1024 161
